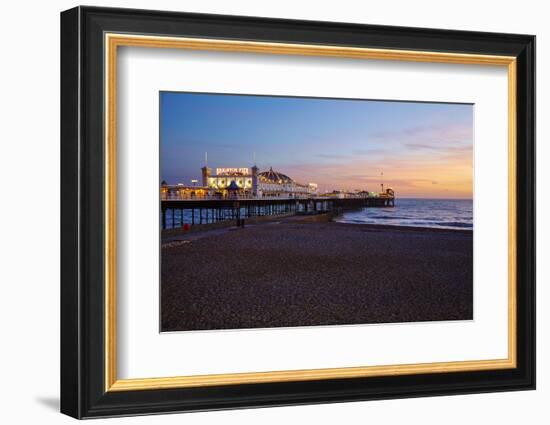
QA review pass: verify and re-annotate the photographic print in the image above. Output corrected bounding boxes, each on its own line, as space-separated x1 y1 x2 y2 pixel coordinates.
160 92 474 332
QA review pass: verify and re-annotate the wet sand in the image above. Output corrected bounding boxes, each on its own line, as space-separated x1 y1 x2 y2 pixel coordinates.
161 220 473 332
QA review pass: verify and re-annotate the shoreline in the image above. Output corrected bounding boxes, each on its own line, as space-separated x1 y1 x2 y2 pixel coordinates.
162 211 473 240
330 221 473 234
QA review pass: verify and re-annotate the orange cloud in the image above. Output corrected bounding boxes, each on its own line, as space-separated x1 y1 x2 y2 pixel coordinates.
280 122 473 198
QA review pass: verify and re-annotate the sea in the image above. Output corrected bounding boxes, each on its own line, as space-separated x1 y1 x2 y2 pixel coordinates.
334 198 473 230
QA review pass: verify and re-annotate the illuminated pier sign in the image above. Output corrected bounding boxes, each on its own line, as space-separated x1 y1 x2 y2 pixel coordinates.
216 167 250 176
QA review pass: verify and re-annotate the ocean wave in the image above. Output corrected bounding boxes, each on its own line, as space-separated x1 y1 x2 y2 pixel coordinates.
435 221 473 228
336 199 473 230
366 215 411 220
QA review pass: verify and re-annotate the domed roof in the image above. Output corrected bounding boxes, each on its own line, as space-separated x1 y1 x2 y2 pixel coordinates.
258 167 294 184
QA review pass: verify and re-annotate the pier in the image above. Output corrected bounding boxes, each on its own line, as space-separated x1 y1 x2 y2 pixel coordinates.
161 196 395 230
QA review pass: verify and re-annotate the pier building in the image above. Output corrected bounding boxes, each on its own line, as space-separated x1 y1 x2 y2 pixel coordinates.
257 167 317 198
162 165 318 199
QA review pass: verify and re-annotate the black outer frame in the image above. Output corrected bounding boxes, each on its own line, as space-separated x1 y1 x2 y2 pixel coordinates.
60 6 535 419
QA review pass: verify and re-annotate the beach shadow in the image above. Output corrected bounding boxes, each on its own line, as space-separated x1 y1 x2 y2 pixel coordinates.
35 396 59 411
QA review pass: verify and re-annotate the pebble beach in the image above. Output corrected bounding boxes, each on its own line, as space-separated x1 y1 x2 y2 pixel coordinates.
161 219 473 332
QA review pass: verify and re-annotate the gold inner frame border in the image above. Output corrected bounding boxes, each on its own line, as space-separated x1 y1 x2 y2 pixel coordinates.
104 33 517 392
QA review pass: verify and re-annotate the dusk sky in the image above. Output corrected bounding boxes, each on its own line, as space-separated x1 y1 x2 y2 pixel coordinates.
160 92 473 199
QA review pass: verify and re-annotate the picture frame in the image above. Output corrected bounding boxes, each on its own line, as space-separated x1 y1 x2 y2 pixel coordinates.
60 5 535 419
